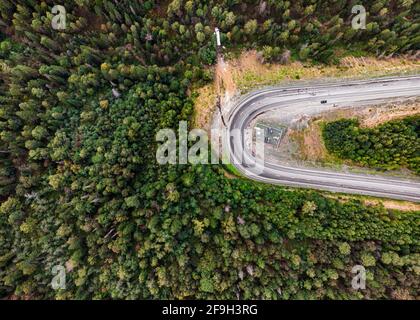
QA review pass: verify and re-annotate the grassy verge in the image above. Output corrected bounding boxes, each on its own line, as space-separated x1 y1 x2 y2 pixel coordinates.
231 52 420 92
223 163 243 178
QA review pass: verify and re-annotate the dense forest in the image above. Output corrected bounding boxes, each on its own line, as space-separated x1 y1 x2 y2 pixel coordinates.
323 116 420 174
0 1 419 299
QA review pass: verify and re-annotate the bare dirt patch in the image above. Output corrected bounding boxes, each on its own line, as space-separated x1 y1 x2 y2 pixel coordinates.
302 122 327 161
324 194 420 212
359 103 420 127
364 199 420 212
215 56 236 96
193 56 237 130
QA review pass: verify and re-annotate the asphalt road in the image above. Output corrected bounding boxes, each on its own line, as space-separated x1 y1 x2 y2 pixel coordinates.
226 76 420 202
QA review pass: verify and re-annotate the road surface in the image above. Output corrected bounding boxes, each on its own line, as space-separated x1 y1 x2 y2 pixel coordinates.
226 76 420 202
